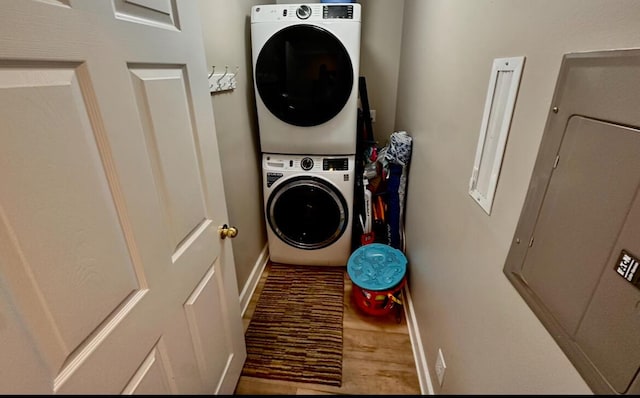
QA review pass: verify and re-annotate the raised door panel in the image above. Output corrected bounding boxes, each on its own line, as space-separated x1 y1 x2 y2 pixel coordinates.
129 67 209 253
0 276 50 393
0 63 143 374
122 339 177 394
184 263 233 393
113 0 178 30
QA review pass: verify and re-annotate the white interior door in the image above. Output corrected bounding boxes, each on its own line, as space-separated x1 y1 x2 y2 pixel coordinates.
0 0 245 394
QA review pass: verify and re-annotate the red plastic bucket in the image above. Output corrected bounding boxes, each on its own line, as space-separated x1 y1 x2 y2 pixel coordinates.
352 276 406 316
347 243 407 316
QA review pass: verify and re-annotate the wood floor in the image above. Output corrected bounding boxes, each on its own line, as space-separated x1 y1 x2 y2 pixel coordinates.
234 262 421 395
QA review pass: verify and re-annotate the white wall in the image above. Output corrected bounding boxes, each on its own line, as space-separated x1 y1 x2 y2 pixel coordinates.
397 0 640 394
358 0 404 145
198 0 271 292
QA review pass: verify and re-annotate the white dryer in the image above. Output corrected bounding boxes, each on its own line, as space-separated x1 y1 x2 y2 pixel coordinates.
263 153 354 266
251 3 361 155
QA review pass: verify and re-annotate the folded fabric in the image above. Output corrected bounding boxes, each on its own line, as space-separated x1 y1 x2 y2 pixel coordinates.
385 131 412 167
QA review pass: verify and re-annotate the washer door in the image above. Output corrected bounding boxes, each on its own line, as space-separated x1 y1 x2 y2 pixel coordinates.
255 24 354 127
267 176 349 250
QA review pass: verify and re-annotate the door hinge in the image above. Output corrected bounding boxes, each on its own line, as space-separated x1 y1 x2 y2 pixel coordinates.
553 155 560 169
528 236 535 247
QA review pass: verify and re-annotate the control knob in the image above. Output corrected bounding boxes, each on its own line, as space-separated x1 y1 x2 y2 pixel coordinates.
296 5 311 19
301 157 314 170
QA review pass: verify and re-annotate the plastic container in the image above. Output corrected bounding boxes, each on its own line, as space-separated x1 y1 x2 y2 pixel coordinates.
347 243 407 316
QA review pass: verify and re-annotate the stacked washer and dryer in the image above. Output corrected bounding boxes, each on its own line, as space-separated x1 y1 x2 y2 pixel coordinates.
251 3 361 266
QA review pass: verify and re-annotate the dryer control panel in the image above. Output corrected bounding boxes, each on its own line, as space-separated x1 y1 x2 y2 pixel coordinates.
263 154 355 188
322 5 354 19
251 4 361 23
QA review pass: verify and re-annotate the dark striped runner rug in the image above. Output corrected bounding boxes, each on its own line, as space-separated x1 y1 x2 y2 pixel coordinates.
242 263 344 386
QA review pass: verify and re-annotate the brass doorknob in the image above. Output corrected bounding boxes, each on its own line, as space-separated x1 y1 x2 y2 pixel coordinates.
218 224 238 239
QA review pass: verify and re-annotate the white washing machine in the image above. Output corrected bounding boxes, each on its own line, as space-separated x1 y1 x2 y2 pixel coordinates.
251 3 361 155
263 153 354 266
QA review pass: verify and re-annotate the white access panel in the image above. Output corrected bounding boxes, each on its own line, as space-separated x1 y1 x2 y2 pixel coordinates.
469 56 525 214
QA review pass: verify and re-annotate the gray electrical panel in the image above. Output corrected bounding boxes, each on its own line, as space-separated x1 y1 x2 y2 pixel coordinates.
504 49 640 395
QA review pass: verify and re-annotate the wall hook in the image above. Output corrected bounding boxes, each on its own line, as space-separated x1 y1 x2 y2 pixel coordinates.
217 66 229 89
230 66 239 84
208 66 216 89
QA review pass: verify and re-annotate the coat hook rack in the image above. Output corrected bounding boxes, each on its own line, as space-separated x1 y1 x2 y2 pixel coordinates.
208 64 238 94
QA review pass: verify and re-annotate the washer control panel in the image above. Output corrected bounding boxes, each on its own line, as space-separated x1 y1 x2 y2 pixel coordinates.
264 155 352 173
323 157 349 171
264 154 354 188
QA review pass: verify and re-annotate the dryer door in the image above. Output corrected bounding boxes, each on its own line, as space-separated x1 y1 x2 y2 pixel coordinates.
267 176 349 249
255 25 354 127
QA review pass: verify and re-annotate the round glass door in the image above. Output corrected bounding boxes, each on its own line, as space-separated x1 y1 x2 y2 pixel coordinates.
255 25 354 127
267 176 348 249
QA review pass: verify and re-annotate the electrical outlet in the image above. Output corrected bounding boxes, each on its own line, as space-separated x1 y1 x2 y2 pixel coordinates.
435 348 446 387
370 109 376 123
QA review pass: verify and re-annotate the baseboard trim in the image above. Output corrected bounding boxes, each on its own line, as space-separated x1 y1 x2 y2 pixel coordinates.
403 284 435 395
239 243 269 317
